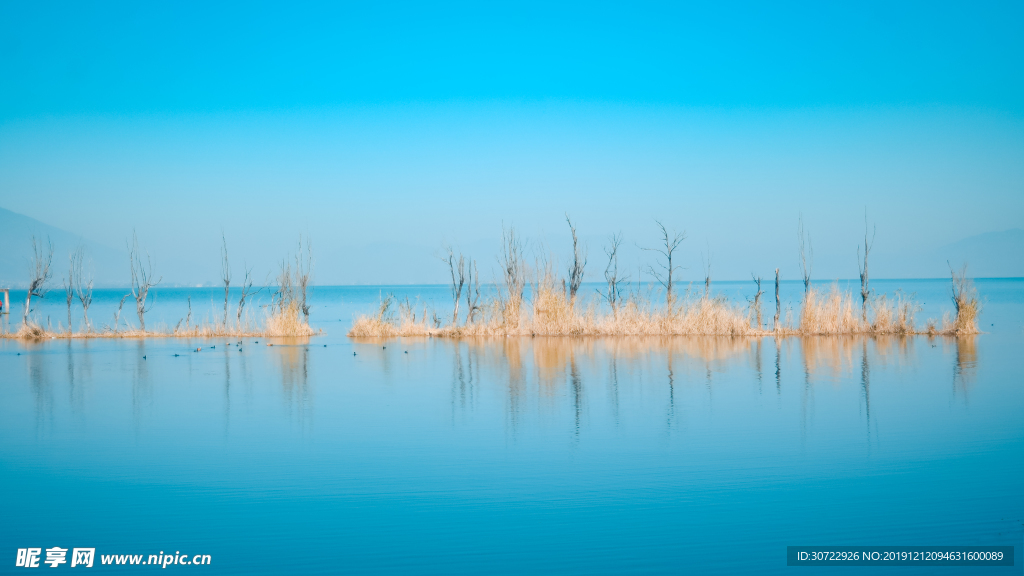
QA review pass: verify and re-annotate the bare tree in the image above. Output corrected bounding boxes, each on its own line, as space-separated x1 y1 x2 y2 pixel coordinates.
774 268 781 331
128 231 161 331
565 215 587 301
113 293 130 332
71 246 92 331
294 237 314 323
701 243 712 298
236 265 261 326
62 251 77 333
601 233 627 312
23 236 54 326
749 274 764 328
798 214 813 293
275 259 295 318
221 233 231 328
445 246 466 325
642 221 685 308
465 258 481 324
500 226 526 326
857 212 876 322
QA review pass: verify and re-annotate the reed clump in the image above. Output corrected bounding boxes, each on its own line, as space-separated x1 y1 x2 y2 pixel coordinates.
944 266 980 335
348 223 983 340
4 235 318 340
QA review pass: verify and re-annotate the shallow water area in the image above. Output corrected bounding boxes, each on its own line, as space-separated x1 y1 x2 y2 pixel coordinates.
2 280 1022 574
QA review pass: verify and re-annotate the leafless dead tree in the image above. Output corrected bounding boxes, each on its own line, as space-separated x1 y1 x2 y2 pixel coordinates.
798 214 813 293
113 294 130 332
295 237 314 323
465 259 481 324
445 246 466 326
236 265 260 325
774 268 781 331
23 235 53 326
128 231 161 332
601 233 627 312
749 274 764 328
71 246 92 331
857 212 876 322
500 226 526 326
63 251 77 333
275 260 295 317
701 243 712 298
642 221 685 309
221 233 231 328
565 215 587 301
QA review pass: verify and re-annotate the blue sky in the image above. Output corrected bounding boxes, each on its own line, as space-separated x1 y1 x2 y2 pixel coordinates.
1 1 1022 284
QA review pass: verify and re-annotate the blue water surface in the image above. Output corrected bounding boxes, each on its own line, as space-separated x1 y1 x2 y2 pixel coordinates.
1 280 1022 574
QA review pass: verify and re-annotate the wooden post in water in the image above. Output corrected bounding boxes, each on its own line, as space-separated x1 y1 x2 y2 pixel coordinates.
774 269 781 331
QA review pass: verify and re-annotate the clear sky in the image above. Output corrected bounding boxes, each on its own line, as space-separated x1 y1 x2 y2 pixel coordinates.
1 1 1022 284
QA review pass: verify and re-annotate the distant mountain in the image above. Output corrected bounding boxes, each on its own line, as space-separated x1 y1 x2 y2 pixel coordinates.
930 229 1024 278
0 207 128 288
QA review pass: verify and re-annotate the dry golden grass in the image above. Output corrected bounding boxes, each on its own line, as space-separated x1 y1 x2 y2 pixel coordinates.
944 268 980 335
349 279 976 339
3 302 316 340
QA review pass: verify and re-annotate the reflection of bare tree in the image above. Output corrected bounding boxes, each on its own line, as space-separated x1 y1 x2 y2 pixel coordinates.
448 333 929 438
569 355 582 437
223 344 231 436
861 339 871 441
131 340 150 435
69 339 92 414
275 340 312 428
607 356 621 426
754 339 763 393
450 343 478 421
774 338 782 395
66 340 76 412
666 351 676 429
27 343 53 435
504 338 524 435
953 336 978 397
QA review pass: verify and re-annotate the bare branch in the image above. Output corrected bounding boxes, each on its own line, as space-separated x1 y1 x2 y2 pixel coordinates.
798 214 813 293
600 232 628 312
23 235 54 326
222 232 231 328
71 246 92 332
128 230 161 332
640 221 685 308
749 274 764 328
857 210 876 322
445 245 466 326
774 268 781 331
565 214 587 301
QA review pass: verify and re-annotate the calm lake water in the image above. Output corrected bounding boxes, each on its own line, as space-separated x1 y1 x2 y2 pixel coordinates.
2 280 1022 574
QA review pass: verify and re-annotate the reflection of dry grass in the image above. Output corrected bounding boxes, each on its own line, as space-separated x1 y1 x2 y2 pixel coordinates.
799 334 920 379
800 336 858 377
953 335 978 391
